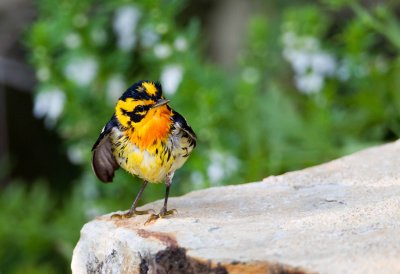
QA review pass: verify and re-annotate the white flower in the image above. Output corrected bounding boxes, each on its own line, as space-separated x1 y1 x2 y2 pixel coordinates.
64 33 81 49
225 154 239 173
283 32 318 52
295 73 324 94
64 57 98 86
191 171 204 189
33 88 65 127
336 61 350 82
282 31 337 94
140 27 159 48
207 163 224 186
154 43 171 59
113 6 141 51
67 145 84 164
311 52 336 76
284 49 311 75
106 75 126 103
160 64 183 95
207 151 239 185
174 37 188 51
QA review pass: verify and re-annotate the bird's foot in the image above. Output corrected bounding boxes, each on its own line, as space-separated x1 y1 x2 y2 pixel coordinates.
111 209 155 219
144 207 177 224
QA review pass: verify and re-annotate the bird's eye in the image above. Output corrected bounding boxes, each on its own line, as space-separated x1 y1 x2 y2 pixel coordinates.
135 105 145 113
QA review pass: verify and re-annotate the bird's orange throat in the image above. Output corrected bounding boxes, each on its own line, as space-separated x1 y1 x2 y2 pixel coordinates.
125 106 173 149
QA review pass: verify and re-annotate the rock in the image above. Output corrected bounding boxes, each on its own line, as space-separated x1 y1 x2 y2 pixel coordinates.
72 141 400 274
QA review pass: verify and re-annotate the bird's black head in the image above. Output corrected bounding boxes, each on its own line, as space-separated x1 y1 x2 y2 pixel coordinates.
119 80 163 101
115 80 170 128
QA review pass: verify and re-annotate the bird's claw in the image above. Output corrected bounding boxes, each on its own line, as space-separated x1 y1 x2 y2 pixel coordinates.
144 208 177 225
111 209 155 219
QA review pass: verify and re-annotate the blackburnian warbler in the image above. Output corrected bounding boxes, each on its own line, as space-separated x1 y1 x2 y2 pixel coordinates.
92 80 196 223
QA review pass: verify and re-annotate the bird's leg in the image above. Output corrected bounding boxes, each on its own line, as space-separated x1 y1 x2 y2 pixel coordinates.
145 173 177 224
159 181 178 216
112 180 154 219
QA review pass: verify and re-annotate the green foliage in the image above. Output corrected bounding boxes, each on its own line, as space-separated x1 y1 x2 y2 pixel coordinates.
3 0 400 272
283 5 330 37
0 182 86 274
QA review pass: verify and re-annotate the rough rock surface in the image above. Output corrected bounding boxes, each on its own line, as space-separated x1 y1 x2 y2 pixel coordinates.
72 142 400 274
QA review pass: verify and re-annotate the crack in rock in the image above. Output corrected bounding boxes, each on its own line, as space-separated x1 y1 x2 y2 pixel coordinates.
140 247 228 274
86 249 120 274
139 247 312 274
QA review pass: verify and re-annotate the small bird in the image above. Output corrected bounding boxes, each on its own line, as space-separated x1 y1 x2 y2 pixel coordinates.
92 80 196 223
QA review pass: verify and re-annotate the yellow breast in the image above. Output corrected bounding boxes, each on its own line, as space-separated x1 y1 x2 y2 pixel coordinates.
110 128 175 183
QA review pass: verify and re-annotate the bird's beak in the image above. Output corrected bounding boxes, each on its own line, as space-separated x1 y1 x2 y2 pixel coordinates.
152 98 170 108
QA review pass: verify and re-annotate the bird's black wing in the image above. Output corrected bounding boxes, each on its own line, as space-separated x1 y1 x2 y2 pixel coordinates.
171 110 197 147
91 115 119 183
